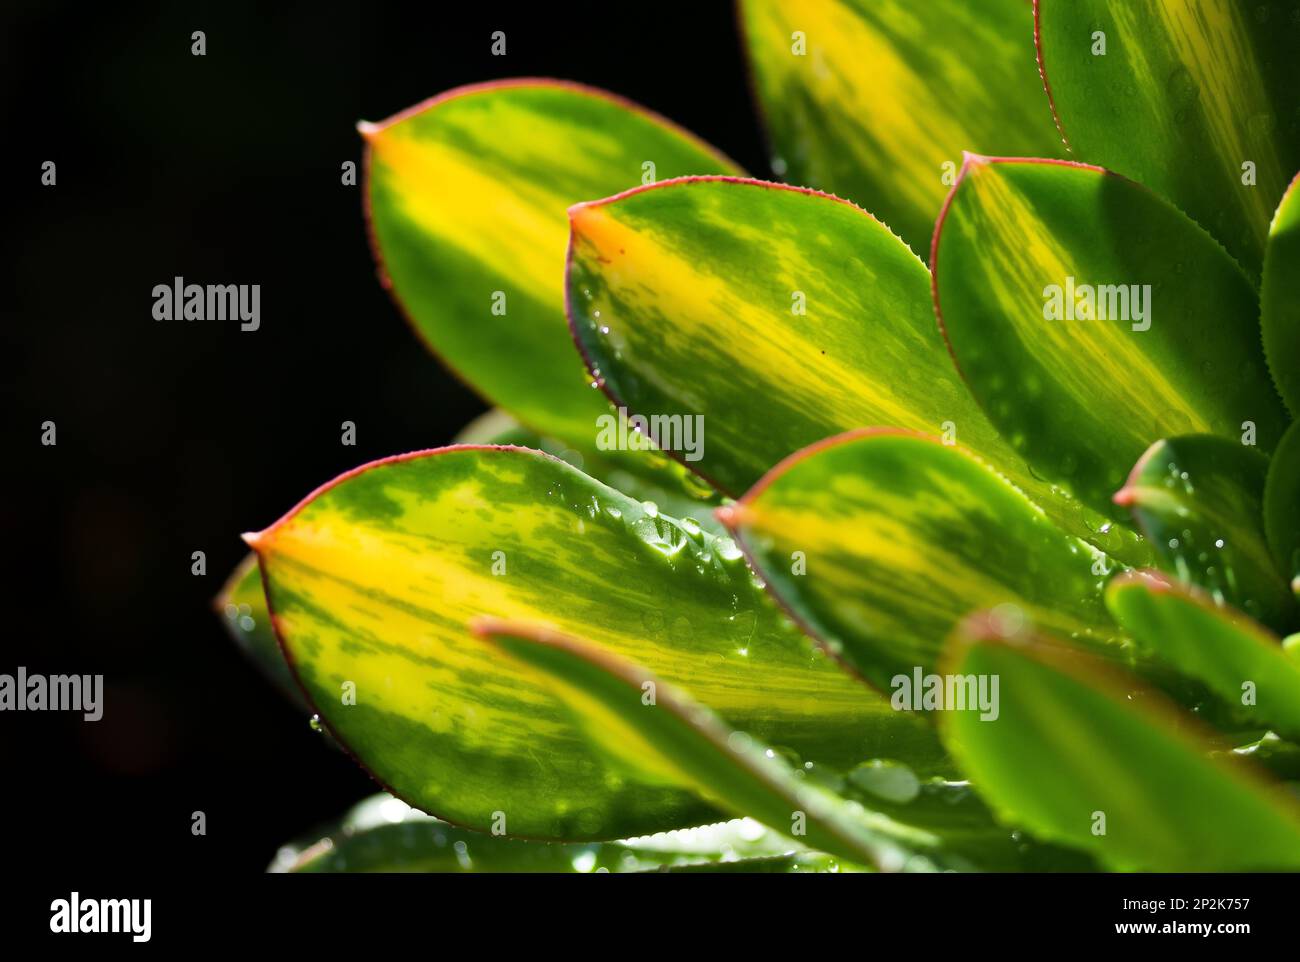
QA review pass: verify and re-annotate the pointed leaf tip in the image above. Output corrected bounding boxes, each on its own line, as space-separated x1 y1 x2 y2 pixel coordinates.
363 83 739 449
356 119 381 141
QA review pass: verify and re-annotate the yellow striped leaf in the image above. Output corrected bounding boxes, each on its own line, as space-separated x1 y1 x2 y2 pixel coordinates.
719 429 1121 694
1114 434 1294 629
474 620 944 870
1036 0 1300 277
1107 570 1300 742
941 613 1300 870
363 80 740 447
933 155 1288 517
739 0 1062 257
248 445 946 840
217 408 727 716
568 175 1149 562
1262 171 1300 416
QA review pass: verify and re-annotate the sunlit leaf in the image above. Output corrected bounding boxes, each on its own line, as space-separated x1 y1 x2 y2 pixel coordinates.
248 445 946 840
933 155 1287 516
739 0 1062 256
568 175 1148 561
1114 434 1293 629
363 80 740 447
1035 0 1300 276
941 612 1300 870
719 429 1120 693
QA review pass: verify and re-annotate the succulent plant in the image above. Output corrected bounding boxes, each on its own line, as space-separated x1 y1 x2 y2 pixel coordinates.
221 0 1300 872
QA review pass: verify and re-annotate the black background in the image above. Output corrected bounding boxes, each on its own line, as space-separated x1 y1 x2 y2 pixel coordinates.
4 1 768 875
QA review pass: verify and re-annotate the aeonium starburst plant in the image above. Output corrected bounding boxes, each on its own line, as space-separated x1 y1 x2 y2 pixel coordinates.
220 0 1300 872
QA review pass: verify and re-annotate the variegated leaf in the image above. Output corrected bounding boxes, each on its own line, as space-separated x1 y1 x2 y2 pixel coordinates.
248 445 947 840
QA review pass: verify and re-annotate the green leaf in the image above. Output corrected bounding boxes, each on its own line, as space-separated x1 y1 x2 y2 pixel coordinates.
739 0 1062 257
274 794 814 873
568 175 1149 562
933 155 1288 517
215 554 306 711
1263 173 1300 417
720 429 1120 693
474 620 946 870
1106 570 1300 742
248 445 947 840
1035 0 1300 276
363 80 740 447
1264 420 1300 589
481 621 1095 871
832 763 1098 871
941 613 1300 870
454 408 728 536
1114 434 1293 629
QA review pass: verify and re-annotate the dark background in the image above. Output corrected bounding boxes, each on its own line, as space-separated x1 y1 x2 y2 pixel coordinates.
3 1 768 874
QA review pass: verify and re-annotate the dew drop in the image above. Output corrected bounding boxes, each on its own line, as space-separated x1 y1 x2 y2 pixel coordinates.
715 537 743 561
849 760 920 804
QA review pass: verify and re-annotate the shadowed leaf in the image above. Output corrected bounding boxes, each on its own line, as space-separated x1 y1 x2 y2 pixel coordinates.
1114 434 1293 629
1107 570 1300 742
940 613 1300 870
1264 420 1300 590
215 554 306 711
275 794 817 874
1262 173 1300 416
